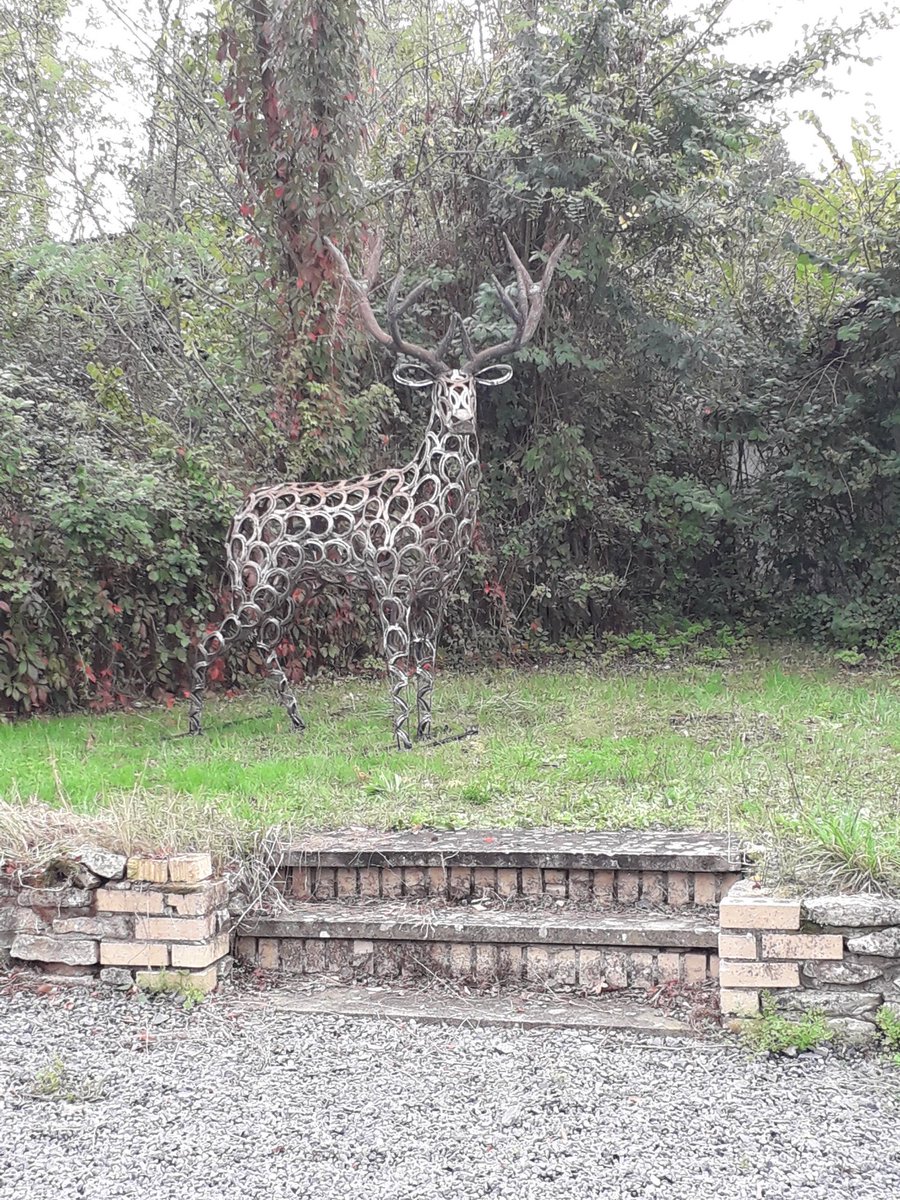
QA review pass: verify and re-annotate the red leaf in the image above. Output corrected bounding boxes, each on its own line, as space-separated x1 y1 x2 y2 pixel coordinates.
274 185 285 199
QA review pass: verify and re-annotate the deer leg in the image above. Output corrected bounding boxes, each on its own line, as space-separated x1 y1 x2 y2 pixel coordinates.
255 611 305 734
188 613 243 735
412 600 443 741
376 592 413 751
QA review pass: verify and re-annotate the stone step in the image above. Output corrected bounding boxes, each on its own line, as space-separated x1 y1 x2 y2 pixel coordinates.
235 900 719 989
244 983 702 1038
276 828 747 908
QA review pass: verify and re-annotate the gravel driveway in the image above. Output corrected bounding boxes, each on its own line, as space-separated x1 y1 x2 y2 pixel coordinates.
1 983 898 1200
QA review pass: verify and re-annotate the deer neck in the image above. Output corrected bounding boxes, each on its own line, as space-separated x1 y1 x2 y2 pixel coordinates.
413 373 481 518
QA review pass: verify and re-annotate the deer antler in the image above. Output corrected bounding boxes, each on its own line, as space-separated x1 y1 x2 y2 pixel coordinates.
461 234 569 375
325 237 452 374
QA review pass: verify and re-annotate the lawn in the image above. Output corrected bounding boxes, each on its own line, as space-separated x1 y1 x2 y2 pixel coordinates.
1 653 898 888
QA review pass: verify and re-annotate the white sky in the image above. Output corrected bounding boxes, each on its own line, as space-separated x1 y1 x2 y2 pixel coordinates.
59 0 900 235
713 0 900 168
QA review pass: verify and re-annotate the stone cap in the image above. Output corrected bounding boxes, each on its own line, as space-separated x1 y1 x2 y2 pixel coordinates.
280 829 748 873
239 900 719 949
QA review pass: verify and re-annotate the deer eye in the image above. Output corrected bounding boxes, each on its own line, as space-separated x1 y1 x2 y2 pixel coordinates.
392 363 434 389
475 364 513 387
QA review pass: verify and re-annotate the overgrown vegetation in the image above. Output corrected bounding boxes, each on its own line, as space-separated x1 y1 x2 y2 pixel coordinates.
137 969 208 1010
742 994 833 1056
875 1005 900 1065
26 1055 107 1103
1 2 899 714
1 655 898 889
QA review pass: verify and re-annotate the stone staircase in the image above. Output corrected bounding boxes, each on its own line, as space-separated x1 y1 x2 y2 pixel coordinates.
235 830 748 1001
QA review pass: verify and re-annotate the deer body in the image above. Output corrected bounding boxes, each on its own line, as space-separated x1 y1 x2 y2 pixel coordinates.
189 238 566 748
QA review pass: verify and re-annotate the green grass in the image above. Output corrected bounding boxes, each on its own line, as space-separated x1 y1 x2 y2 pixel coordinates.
1 652 899 887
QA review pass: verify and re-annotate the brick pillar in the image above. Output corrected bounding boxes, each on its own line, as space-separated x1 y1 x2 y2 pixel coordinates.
94 854 232 994
718 880 842 1016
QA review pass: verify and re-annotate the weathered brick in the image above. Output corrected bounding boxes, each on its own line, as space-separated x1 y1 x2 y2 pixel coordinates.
718 932 757 960
326 939 353 973
568 869 592 902
640 872 665 904
135 914 215 943
495 868 519 899
280 939 306 973
311 867 337 899
234 936 256 962
425 866 447 897
95 887 165 915
497 943 523 982
52 915 130 939
473 866 497 896
682 952 708 985
100 940 169 967
847 927 900 956
420 940 448 978
519 868 542 897
720 886 801 930
601 950 628 989
17 887 93 909
401 867 427 897
170 931 230 969
628 951 655 986
616 872 639 902
474 943 498 981
11 934 98 966
448 865 472 899
380 869 405 899
126 857 168 884
592 870 614 902
525 945 551 981
358 867 381 898
352 939 374 962
167 854 213 884
1 908 47 936
719 960 800 988
803 958 882 985
657 952 682 982
667 872 690 907
371 940 400 979
761 933 843 961
335 867 358 897
709 954 719 980
542 869 567 899
165 880 229 916
578 948 606 992
547 947 578 986
692 874 717 906
720 988 760 1016
448 942 473 978
257 938 280 970
100 966 135 988
291 867 312 899
76 846 127 880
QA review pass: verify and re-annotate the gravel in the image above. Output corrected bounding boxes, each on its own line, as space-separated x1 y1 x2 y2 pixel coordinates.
1 982 898 1200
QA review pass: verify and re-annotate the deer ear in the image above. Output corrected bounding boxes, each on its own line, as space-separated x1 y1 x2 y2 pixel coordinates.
475 363 513 387
392 363 435 389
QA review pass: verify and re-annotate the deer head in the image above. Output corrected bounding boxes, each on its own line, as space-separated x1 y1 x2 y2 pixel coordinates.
325 233 569 431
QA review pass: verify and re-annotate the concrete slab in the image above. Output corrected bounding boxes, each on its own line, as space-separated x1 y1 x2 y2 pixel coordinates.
280 828 747 872
239 899 719 948
253 982 702 1037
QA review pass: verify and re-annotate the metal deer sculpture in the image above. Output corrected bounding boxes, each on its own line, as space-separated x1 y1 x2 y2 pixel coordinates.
188 233 568 748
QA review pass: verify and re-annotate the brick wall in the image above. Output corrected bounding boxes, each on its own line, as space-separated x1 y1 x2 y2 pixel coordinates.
4 850 232 995
719 879 900 1040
